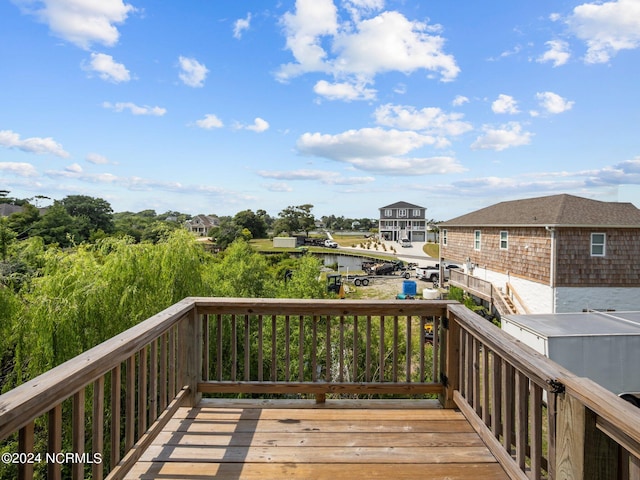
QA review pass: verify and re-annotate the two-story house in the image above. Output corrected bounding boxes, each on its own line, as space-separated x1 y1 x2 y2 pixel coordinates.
439 194 640 313
185 214 219 236
378 201 428 243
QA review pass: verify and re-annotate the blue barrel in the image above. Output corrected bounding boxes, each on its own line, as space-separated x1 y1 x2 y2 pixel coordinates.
402 280 417 296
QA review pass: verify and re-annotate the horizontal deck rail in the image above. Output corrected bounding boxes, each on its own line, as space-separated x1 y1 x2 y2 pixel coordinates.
2 296 640 479
0 298 449 480
445 303 640 480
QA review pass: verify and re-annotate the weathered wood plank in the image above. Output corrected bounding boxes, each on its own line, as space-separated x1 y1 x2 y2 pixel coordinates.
125 462 509 480
175 407 465 421
197 380 443 395
193 297 453 317
162 418 476 434
140 445 499 464
151 431 486 447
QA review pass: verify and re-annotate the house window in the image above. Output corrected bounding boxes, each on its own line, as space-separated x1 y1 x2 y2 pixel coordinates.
412 209 421 216
384 209 392 217
591 233 606 256
442 229 448 246
500 231 508 250
398 209 407 217
474 230 481 250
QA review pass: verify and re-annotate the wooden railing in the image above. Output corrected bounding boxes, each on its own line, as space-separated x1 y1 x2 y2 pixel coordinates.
0 298 198 480
444 303 640 479
450 269 494 302
2 297 640 479
0 298 449 480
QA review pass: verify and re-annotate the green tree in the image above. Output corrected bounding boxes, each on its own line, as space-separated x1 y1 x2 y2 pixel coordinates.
209 239 275 298
276 254 326 299
0 218 16 261
275 204 315 236
7 203 41 239
209 217 242 249
30 202 78 247
234 209 268 238
61 195 114 240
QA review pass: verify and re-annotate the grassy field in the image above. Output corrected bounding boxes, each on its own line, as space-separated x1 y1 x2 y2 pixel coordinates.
250 236 440 258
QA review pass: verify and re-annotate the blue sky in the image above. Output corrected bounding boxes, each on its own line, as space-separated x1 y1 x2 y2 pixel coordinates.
1 0 640 221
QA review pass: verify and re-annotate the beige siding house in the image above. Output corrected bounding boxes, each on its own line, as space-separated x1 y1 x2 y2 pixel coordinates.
185 215 219 236
439 194 640 313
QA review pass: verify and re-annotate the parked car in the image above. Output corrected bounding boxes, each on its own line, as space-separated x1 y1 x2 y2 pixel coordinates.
400 238 412 247
415 263 461 282
324 239 338 248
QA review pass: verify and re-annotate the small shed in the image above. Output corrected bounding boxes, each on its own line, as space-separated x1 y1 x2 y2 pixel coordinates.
273 237 297 248
501 311 640 394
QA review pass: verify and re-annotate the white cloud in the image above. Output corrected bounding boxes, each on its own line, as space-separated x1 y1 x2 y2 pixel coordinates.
279 0 338 79
342 0 384 22
233 13 252 39
85 53 130 82
452 95 469 107
86 153 116 165
373 103 473 137
471 122 533 151
0 129 70 158
537 40 571 67
65 163 83 173
178 56 209 88
296 127 466 175
492 94 520 114
568 0 640 64
43 167 249 199
241 117 270 133
583 157 640 185
277 2 459 91
14 0 135 49
257 169 375 185
194 114 224 129
332 11 459 81
0 162 39 177
536 91 574 114
313 79 376 101
102 102 166 116
264 182 293 192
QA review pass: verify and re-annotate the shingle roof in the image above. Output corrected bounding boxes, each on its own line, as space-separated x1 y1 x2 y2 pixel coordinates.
379 201 425 210
440 194 640 227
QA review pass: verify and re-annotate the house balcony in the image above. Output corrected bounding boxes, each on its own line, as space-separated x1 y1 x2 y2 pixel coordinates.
1 298 639 479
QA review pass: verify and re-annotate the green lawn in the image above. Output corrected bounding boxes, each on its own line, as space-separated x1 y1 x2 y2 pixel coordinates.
423 242 439 258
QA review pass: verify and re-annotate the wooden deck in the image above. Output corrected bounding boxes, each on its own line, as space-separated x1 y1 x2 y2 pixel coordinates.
125 399 509 480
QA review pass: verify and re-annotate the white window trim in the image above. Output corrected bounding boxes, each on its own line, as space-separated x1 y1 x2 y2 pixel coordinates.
384 209 392 217
442 229 448 246
398 209 407 217
474 230 481 251
500 231 508 250
591 232 606 257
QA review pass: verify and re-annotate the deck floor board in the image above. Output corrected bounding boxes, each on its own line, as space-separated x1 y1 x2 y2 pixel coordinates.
125 399 509 480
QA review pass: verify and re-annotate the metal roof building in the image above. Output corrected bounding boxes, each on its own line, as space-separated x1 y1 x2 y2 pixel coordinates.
502 310 640 394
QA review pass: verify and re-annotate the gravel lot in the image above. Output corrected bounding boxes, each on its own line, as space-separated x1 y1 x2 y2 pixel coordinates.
344 275 441 300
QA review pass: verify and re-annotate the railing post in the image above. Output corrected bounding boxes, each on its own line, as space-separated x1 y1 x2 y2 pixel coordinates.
556 392 619 479
179 305 202 406
440 307 460 409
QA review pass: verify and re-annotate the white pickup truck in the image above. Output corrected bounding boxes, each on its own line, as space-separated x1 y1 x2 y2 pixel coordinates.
415 263 461 282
